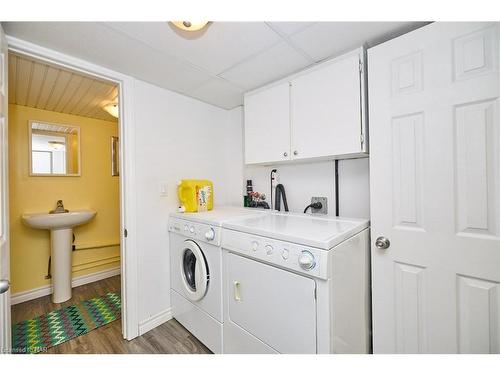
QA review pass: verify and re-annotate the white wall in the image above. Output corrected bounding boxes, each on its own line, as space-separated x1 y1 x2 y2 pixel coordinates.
338 158 370 219
244 159 370 218
245 161 336 213
134 80 243 325
218 106 245 206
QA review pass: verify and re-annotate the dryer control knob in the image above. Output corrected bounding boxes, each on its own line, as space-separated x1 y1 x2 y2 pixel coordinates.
265 245 273 255
205 228 215 241
298 250 316 270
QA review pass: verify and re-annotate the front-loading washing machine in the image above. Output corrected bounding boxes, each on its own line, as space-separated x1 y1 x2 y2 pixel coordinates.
168 207 267 353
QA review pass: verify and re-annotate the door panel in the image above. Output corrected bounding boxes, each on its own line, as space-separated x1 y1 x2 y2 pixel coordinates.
394 262 427 353
0 24 10 353
455 100 497 237
226 252 317 353
456 275 500 353
290 50 362 159
244 82 290 164
391 113 424 230
369 22 500 353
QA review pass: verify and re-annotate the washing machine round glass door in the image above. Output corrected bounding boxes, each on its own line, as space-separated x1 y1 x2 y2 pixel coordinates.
180 240 209 301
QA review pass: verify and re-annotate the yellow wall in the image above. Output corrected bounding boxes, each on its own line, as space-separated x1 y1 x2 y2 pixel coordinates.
9 104 120 294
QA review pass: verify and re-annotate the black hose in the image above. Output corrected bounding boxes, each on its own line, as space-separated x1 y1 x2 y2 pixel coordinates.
274 184 289 212
304 202 323 213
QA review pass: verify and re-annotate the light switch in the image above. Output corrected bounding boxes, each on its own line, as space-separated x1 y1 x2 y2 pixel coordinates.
159 183 168 197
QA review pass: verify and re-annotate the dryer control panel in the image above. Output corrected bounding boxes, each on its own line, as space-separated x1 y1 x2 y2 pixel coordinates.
221 228 329 280
169 218 221 246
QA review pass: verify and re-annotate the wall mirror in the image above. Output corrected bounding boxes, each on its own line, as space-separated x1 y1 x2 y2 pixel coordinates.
29 121 81 176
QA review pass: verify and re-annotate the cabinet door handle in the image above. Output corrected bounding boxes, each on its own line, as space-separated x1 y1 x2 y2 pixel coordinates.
283 152 288 157
234 281 241 301
293 150 298 156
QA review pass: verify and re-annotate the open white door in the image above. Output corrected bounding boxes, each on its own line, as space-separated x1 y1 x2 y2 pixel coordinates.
0 24 11 354
369 22 500 353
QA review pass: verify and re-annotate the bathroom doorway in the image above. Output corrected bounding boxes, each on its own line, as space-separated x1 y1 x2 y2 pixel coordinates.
1 40 138 352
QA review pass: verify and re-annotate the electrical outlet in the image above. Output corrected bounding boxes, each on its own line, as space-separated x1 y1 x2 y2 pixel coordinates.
311 197 328 214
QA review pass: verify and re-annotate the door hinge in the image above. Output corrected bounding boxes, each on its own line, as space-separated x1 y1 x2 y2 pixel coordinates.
360 133 365 146
124 229 128 238
359 60 363 74
314 287 317 300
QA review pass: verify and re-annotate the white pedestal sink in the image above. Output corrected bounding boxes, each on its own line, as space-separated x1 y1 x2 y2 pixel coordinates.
22 210 96 303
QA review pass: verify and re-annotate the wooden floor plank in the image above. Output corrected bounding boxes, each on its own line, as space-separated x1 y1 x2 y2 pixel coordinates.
11 275 211 354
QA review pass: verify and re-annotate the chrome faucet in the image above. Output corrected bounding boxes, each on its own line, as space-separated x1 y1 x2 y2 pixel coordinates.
49 200 69 214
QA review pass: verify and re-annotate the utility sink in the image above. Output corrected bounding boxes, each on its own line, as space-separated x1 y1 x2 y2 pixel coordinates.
22 207 97 303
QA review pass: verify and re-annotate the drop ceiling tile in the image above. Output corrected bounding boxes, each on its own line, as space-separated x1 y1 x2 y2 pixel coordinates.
104 22 282 75
289 22 427 62
219 41 312 90
3 22 212 94
188 78 244 109
267 22 316 36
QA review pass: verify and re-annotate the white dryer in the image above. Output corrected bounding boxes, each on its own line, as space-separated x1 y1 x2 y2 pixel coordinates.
168 207 266 353
221 212 371 354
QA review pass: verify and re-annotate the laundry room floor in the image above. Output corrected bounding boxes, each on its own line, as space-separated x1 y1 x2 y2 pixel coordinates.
11 276 211 354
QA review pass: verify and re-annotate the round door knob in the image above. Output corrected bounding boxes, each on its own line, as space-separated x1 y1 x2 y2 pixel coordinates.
283 152 288 157
205 228 215 241
293 150 298 156
0 279 10 294
298 250 315 270
375 236 390 250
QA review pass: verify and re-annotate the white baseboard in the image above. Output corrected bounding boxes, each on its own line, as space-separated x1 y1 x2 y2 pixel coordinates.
138 308 173 336
11 266 121 305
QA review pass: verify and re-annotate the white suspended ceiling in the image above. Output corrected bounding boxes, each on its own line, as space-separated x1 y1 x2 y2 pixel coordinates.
3 22 429 109
8 52 118 122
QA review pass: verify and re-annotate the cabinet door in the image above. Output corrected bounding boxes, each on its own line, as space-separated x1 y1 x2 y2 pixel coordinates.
226 252 317 353
290 51 362 160
244 82 290 164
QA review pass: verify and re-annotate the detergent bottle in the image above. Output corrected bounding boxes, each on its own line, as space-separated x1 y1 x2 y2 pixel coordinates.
177 179 213 212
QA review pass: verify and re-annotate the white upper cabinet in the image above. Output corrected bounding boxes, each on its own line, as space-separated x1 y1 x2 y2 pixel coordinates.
290 50 364 160
244 82 291 164
244 48 367 165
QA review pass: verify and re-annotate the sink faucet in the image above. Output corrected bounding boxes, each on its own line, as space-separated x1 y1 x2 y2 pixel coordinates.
49 200 69 214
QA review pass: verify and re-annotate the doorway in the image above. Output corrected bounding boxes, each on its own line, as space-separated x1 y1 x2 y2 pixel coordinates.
0 34 139 352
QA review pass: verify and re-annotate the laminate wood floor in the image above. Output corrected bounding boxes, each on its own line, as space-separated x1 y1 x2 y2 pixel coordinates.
11 275 211 354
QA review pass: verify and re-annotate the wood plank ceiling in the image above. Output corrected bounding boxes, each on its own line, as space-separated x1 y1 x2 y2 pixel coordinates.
8 52 119 122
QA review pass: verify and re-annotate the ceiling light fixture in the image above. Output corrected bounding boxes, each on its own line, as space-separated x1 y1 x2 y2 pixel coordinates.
171 21 209 32
103 103 119 118
48 141 66 151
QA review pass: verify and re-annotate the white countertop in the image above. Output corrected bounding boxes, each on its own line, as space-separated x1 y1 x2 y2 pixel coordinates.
222 212 370 249
169 206 268 226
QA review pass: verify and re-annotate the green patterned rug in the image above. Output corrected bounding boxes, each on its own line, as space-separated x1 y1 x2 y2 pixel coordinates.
12 292 121 354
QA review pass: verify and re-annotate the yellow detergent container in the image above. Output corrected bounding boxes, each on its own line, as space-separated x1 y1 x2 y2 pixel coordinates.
177 179 214 212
